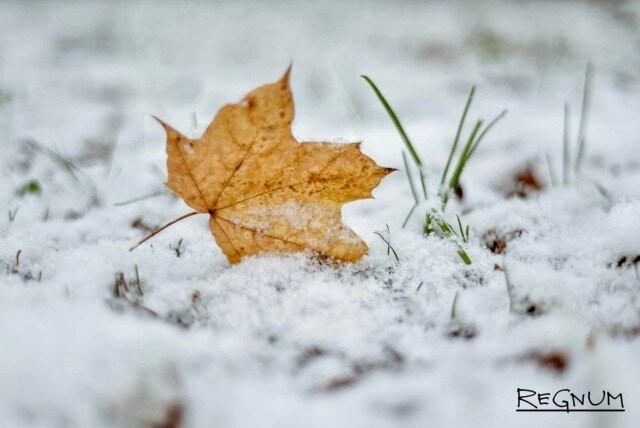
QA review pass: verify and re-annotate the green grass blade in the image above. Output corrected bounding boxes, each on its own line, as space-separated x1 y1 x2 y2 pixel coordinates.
544 151 557 188
362 75 423 167
402 203 418 228
418 169 428 200
465 109 507 161
432 213 472 264
402 151 419 203
441 86 475 185
503 265 515 313
455 214 465 240
26 138 81 183
447 119 483 191
374 230 400 261
591 180 612 205
450 290 460 320
424 211 435 235
562 103 571 186
457 249 472 265
575 63 594 176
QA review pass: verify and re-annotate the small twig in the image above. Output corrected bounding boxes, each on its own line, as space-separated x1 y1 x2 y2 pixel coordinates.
415 281 424 293
113 271 159 318
503 265 515 313
117 272 130 293
124 297 160 318
15 249 21 267
129 211 200 251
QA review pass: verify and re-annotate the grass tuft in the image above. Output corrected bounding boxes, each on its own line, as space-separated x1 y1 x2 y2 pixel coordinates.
363 76 505 265
549 64 595 187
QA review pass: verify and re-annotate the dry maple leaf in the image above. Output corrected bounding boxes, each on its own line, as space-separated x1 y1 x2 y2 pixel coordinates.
132 68 394 263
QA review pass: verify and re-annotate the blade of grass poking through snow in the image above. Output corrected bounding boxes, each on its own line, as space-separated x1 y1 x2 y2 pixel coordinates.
8 208 19 222
433 214 472 265
361 76 423 167
374 226 399 261
424 211 434 235
402 151 419 203
402 204 417 228
545 151 558 188
575 63 594 176
455 215 468 243
447 119 483 193
402 151 419 227
562 103 571 186
450 290 460 320
441 86 475 186
362 75 427 198
26 138 96 191
464 109 507 162
456 248 472 265
591 180 613 205
25 138 81 183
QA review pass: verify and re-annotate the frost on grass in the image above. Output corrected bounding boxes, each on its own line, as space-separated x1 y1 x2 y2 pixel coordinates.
1 1 640 428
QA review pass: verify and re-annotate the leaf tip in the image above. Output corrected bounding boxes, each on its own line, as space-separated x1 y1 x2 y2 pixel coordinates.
152 115 184 140
281 64 293 85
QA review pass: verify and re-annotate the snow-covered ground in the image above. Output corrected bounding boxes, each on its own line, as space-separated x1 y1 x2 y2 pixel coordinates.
1 1 640 427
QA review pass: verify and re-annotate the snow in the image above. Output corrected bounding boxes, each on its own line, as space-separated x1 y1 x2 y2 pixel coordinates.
1 0 640 427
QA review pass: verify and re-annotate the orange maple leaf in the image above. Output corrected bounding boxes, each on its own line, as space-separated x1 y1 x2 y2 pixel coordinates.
133 68 394 263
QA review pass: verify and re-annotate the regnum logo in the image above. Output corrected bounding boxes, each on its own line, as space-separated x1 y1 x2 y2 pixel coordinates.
517 388 625 413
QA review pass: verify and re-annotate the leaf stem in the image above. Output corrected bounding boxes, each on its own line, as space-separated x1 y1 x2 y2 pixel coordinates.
129 211 200 251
